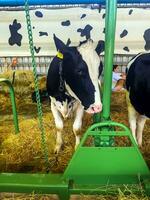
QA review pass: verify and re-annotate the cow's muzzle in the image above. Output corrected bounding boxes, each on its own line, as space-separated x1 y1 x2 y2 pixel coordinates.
86 104 102 114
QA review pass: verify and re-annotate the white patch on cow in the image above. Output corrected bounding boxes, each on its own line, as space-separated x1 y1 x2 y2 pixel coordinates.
137 115 147 146
77 39 102 112
50 96 74 119
50 99 64 153
50 96 84 153
73 103 84 149
126 91 147 146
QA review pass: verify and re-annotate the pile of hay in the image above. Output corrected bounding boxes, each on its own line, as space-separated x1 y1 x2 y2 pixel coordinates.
0 88 150 199
0 70 34 97
0 70 47 99
0 92 92 173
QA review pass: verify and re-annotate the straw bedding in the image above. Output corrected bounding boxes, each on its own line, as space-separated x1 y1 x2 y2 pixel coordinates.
0 70 150 199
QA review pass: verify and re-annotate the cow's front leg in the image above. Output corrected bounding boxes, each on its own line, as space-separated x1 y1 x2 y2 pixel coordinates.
51 101 64 154
136 115 147 147
73 104 84 150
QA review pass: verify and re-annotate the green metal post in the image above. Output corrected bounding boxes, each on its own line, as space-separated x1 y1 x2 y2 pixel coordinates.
102 0 117 121
0 78 19 133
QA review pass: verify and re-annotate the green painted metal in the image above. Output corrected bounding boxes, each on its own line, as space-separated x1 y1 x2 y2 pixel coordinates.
0 171 149 198
0 78 19 133
93 0 117 147
102 0 117 121
0 0 150 198
63 121 150 186
0 173 70 200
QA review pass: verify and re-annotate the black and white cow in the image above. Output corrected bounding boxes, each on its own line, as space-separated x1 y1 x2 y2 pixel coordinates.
126 52 150 146
46 35 103 153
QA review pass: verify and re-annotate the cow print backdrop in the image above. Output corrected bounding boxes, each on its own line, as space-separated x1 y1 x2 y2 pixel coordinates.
0 6 150 56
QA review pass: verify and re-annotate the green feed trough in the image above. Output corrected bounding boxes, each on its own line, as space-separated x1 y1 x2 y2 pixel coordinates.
0 0 150 199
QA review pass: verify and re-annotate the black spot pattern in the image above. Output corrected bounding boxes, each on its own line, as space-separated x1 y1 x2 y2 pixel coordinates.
61 20 70 26
39 32 48 36
81 14 86 19
102 13 105 19
66 38 71 46
95 40 105 54
77 24 93 40
129 9 133 15
143 29 150 51
35 11 43 18
123 46 130 52
120 29 128 38
34 46 41 53
103 28 105 34
8 19 22 46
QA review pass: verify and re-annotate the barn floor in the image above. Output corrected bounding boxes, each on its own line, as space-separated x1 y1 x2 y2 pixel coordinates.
0 90 150 200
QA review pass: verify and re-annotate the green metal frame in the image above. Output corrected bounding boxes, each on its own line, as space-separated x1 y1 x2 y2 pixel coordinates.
0 78 19 133
0 0 150 199
63 122 150 184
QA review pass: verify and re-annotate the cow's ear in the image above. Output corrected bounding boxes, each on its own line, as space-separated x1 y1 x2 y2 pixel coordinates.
95 40 105 55
53 34 67 53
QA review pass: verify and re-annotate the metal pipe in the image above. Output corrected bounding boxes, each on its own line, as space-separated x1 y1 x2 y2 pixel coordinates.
0 0 150 7
101 0 117 121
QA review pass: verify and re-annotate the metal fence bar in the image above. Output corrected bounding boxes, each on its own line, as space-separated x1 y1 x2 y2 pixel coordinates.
0 0 150 7
1 3 150 10
0 54 134 75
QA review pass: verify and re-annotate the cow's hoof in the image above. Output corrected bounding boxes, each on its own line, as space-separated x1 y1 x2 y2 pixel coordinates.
137 140 142 147
54 145 61 154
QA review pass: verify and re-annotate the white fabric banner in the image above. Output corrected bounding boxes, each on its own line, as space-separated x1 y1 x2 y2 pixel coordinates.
0 7 150 56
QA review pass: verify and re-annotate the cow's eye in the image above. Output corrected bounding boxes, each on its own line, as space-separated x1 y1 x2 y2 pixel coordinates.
68 104 72 109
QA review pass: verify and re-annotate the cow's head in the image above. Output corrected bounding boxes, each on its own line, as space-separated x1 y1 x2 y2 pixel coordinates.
53 34 103 114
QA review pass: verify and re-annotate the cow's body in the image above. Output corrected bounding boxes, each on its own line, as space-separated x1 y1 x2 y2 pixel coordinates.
46 35 103 153
126 52 150 146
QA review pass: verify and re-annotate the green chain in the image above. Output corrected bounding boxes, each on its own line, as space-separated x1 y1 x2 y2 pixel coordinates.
24 1 50 172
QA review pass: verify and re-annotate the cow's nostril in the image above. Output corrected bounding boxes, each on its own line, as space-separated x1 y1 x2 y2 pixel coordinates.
93 104 102 113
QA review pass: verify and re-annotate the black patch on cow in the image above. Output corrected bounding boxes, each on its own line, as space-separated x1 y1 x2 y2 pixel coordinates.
35 11 43 18
33 26 35 29
126 53 150 117
66 38 71 46
61 20 70 26
120 29 128 38
95 40 105 55
123 47 130 52
34 46 41 53
8 19 22 46
81 14 86 19
103 28 105 34
39 32 48 36
77 24 93 40
143 29 150 51
102 13 105 19
129 9 133 15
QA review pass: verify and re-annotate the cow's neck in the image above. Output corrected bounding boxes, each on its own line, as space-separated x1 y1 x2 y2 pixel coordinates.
58 58 65 93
